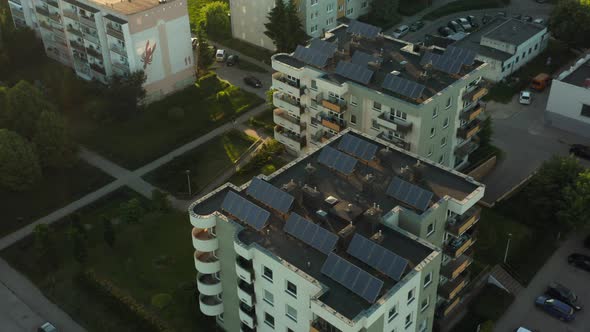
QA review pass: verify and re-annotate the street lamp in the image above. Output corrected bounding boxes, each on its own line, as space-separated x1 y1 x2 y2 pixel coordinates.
503 233 512 264
185 169 192 197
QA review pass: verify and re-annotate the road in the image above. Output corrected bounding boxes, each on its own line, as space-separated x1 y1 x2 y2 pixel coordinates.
494 233 590 332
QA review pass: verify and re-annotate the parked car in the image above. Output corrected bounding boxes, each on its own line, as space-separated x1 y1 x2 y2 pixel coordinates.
568 253 590 272
535 295 576 321
438 26 453 37
215 49 226 62
447 20 464 32
226 54 239 66
243 75 262 88
519 91 532 105
191 37 198 50
38 323 58 332
392 25 410 38
523 15 533 22
546 282 582 311
570 144 590 160
531 73 550 91
512 13 522 20
533 18 545 25
516 328 538 332
457 18 473 31
410 21 424 32
482 14 493 24
467 15 479 28
497 11 507 17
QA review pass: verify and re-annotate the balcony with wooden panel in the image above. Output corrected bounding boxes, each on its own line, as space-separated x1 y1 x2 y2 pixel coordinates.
460 103 484 122
441 255 473 280
320 116 346 133
322 98 347 113
273 91 303 117
457 119 481 140
463 85 488 102
445 233 476 258
439 273 469 300
446 207 481 236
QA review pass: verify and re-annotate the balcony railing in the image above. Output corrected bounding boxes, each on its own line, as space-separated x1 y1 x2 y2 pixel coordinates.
109 43 127 56
62 9 77 20
377 112 413 133
112 61 130 74
106 24 124 40
67 26 83 37
437 296 461 318
86 47 102 59
274 108 304 134
441 255 473 280
83 32 99 45
439 274 469 300
322 98 347 113
377 132 411 151
90 63 105 75
447 207 481 236
320 116 346 132
463 85 488 102
8 0 22 5
272 72 304 97
461 103 484 122
445 233 476 258
454 140 479 159
238 279 254 295
79 15 96 27
457 119 481 140
275 126 306 151
273 92 303 117
46 0 59 8
69 40 85 52
35 6 50 17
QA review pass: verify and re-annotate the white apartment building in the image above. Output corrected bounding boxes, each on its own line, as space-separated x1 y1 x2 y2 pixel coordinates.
189 129 485 332
271 21 490 170
546 53 590 138
229 0 371 50
7 0 195 101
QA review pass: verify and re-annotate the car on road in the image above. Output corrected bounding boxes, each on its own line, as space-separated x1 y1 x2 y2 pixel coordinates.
457 18 473 31
533 18 545 25
523 15 533 22
535 295 576 321
410 21 425 32
546 282 582 311
215 49 226 62
392 25 410 38
467 15 479 28
568 253 590 272
438 26 453 37
513 13 522 20
569 144 590 160
226 54 239 66
516 328 537 332
482 14 493 24
38 322 57 332
448 20 464 32
243 75 262 88
519 91 532 105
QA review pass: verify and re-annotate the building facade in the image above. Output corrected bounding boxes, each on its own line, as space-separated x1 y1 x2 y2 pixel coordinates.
229 0 371 50
189 129 485 332
271 22 490 170
546 53 590 138
7 0 195 102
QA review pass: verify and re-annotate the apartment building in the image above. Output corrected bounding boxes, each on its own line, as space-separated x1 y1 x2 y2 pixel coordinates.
229 0 371 50
270 21 490 170
189 129 485 332
7 0 195 101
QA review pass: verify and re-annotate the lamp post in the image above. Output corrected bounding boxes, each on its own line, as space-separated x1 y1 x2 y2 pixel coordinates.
185 170 192 197
503 233 512 264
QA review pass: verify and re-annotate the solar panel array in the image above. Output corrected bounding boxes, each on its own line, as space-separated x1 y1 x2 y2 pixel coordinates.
445 46 476 66
351 51 380 66
335 61 374 85
321 252 384 303
318 146 358 175
310 39 337 57
382 74 426 99
221 191 270 231
347 20 382 39
347 233 409 281
246 177 294 214
337 133 378 161
293 45 329 68
420 46 477 75
283 213 338 254
386 177 434 212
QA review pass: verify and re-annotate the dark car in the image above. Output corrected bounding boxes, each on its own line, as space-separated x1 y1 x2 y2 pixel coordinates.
226 54 239 66
410 20 425 32
467 15 479 28
546 282 582 311
568 253 590 272
243 75 262 88
512 13 522 20
482 14 493 24
570 144 590 160
438 26 453 37
523 15 533 22
535 295 576 321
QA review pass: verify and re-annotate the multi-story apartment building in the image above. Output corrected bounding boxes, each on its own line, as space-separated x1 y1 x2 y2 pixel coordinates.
7 0 195 101
229 0 371 50
270 21 490 169
189 129 485 332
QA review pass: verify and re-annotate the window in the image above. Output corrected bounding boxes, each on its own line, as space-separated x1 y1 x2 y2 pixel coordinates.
393 131 405 139
263 266 273 282
346 7 353 15
373 101 382 110
263 290 274 306
421 296 430 312
522 52 525 58
311 25 318 33
430 127 436 138
286 281 297 297
441 136 447 147
311 0 318 5
581 104 590 117
427 145 433 157
326 3 334 11
394 109 407 120
388 304 398 322
445 97 452 109
439 154 444 164
264 312 275 328
432 107 438 118
311 79 317 90
407 288 415 304
534 43 538 50
350 114 357 124
443 117 449 128
424 272 432 288
516 56 519 63
371 119 379 129
361 0 368 8
338 4 343 11
350 95 358 106
327 17 334 25
288 329 295 332
405 313 413 329
426 223 434 237
286 304 297 322
528 48 532 55
218 313 224 322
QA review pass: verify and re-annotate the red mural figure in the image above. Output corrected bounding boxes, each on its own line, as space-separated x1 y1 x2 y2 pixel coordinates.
141 40 157 70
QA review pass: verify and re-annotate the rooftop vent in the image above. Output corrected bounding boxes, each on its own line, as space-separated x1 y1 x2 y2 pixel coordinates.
391 70 401 76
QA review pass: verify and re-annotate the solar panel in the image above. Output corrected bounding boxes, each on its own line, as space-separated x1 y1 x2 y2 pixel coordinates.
382 74 426 99
420 51 441 66
317 146 358 175
445 45 476 66
309 39 337 57
283 213 338 254
347 233 409 282
421 46 476 75
386 177 434 211
351 51 380 66
337 133 378 161
221 191 271 231
321 253 384 303
246 177 294 214
293 45 329 68
335 61 374 85
347 20 381 39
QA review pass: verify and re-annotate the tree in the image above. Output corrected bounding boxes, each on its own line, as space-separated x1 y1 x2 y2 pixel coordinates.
5 81 53 138
33 224 56 264
264 0 306 52
70 228 88 264
559 169 590 230
102 216 116 248
33 111 77 169
196 28 214 70
104 71 147 118
0 129 42 191
152 189 172 212
478 116 493 147
199 1 231 39
479 321 494 332
549 0 590 49
369 0 400 27
120 198 144 224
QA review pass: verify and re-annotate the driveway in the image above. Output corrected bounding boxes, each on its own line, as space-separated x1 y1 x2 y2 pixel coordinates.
494 234 590 332
213 63 270 100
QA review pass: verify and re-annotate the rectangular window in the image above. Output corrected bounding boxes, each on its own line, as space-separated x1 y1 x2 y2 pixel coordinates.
264 312 275 328
407 288 415 304
394 109 407 120
311 0 318 5
388 304 398 322
338 4 343 11
311 80 317 90
443 117 449 128
426 223 434 237
286 304 297 322
346 7 353 15
327 17 334 25
516 56 519 63
264 290 274 306
326 3 334 11
371 119 379 129
361 0 368 8
446 97 452 109
430 128 436 138
535 43 538 50
421 296 430 312
432 107 438 118
405 313 413 329
350 95 358 106
424 272 432 288
286 281 297 298
263 266 273 282
311 25 318 33
439 154 444 164
441 136 447 147
581 104 590 117
528 48 532 54
350 114 357 124
427 145 433 157
373 101 382 110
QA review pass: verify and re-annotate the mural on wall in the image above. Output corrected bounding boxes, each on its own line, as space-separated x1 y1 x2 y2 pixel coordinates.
141 40 157 70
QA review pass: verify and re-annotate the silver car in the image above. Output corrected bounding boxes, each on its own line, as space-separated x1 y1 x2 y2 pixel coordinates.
392 25 409 39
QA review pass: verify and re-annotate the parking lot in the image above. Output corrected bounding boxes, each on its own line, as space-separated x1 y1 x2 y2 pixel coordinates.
494 234 590 332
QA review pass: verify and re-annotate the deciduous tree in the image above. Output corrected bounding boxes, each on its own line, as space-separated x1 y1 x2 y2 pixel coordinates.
369 0 400 27
120 198 144 224
33 224 56 264
549 0 590 49
559 169 590 230
104 71 147 118
199 1 231 39
5 81 53 138
152 189 172 212
0 129 42 191
33 111 77 169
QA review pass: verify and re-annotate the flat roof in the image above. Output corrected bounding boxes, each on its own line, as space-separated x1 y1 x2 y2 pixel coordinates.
452 18 514 62
561 58 590 87
82 0 174 15
191 130 483 320
483 18 545 45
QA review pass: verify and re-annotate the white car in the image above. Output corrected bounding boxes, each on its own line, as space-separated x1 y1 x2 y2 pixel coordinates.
533 18 545 25
457 18 473 31
392 25 409 39
38 322 58 332
215 49 226 62
516 328 534 332
519 91 532 105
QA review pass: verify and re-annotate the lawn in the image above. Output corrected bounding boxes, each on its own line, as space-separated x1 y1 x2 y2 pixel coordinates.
238 59 268 73
70 73 264 169
145 130 256 197
248 108 275 135
451 284 514 332
0 160 112 237
1 188 217 332
227 139 293 186
421 0 504 20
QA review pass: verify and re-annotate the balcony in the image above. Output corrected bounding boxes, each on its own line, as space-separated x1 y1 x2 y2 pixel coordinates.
463 86 488 102
320 116 346 132
445 233 476 258
461 103 484 122
438 296 461 317
199 294 223 316
272 72 304 98
46 0 58 8
274 126 306 152
237 280 254 306
62 9 77 20
197 273 223 296
377 132 411 151
194 251 220 274
90 63 105 75
79 15 96 27
273 92 303 117
441 255 473 280
376 112 413 133
446 207 481 236
69 40 85 52
106 24 124 40
235 256 253 283
112 61 130 75
67 25 83 37
273 109 304 134
8 0 21 5
35 6 50 17
86 47 102 59
322 98 347 113
83 32 99 45
457 119 481 140
240 323 255 332
191 228 218 252
110 43 127 56
239 302 256 328
439 274 469 300
190 213 216 229
454 140 479 159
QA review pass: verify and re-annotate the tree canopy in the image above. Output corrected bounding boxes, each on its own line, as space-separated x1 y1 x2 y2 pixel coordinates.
198 1 231 39
560 169 590 230
34 111 77 169
4 81 54 138
549 0 590 49
369 0 400 27
104 71 147 118
0 129 42 191
264 0 307 52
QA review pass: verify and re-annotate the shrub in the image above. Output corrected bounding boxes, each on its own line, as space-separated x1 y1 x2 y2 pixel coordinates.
216 90 231 104
167 107 185 120
261 164 276 175
151 293 173 310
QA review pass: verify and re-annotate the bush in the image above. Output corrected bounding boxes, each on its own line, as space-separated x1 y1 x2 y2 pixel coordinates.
78 270 173 332
261 164 276 175
216 90 231 104
167 107 185 120
151 293 172 310
237 139 285 176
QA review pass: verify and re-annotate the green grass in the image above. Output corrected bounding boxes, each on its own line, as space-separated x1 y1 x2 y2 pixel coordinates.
1 188 217 332
451 284 514 332
398 0 430 16
227 139 292 186
248 108 274 134
237 59 268 73
422 0 503 20
70 74 264 169
145 130 255 196
0 160 112 237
